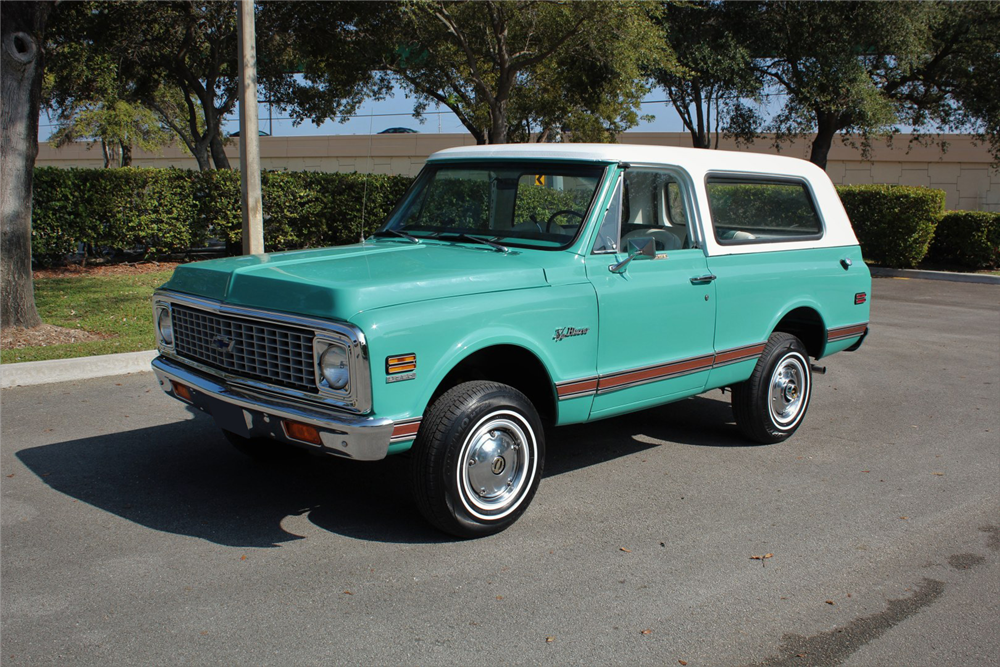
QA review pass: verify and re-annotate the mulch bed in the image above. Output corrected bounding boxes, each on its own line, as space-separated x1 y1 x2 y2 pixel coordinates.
33 260 184 280
1 324 107 350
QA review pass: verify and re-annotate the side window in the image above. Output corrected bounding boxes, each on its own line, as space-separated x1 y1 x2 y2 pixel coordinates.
705 177 824 244
620 170 691 252
593 169 693 254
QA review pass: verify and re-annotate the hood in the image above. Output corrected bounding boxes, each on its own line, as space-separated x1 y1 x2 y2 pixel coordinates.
162 241 554 321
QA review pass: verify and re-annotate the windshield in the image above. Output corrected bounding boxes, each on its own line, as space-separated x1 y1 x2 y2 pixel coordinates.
378 162 607 249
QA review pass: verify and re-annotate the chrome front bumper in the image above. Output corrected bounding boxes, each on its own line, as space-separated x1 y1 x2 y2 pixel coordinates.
152 356 394 460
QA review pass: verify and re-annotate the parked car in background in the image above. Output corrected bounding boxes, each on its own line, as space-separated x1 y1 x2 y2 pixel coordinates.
152 144 871 537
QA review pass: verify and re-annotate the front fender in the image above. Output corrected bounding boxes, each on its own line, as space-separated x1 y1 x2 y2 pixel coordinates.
350 283 599 424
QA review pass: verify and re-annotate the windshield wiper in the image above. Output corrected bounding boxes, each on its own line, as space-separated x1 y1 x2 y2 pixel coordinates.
371 229 419 244
445 233 508 253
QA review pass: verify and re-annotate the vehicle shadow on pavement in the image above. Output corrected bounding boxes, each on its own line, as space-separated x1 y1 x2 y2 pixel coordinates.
16 395 747 547
545 394 751 476
15 412 441 547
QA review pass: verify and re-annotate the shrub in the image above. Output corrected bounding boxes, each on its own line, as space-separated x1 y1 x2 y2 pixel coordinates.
927 210 1000 270
837 185 945 268
32 167 413 261
87 168 200 254
32 168 93 263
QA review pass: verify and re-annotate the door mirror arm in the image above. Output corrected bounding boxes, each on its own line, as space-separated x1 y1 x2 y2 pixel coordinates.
609 237 656 273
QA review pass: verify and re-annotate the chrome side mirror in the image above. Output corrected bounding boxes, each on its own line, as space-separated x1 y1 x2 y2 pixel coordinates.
609 237 656 273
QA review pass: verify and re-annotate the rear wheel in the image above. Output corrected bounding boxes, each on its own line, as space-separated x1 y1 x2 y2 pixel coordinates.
411 381 544 538
732 332 812 444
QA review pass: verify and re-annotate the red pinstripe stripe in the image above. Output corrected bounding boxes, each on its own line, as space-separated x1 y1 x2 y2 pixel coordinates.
827 323 868 341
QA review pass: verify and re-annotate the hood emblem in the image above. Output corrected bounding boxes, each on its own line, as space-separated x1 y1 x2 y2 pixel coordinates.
212 334 237 353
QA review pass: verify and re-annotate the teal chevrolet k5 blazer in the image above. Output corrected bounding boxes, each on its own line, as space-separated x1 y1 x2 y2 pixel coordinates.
152 144 871 537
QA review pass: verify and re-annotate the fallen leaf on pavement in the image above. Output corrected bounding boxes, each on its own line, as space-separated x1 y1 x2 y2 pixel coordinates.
641 629 652 635
545 636 555 643
679 661 688 666
620 547 632 553
240 555 247 561
825 600 835 605
343 591 353 595
932 472 944 476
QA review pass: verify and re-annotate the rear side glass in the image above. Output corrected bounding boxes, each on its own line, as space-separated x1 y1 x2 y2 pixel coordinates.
705 177 823 244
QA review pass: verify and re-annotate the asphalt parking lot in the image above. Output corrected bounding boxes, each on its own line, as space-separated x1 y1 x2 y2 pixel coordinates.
2 276 998 666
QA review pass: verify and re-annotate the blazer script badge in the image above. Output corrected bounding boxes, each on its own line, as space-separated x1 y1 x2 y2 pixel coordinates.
553 326 589 342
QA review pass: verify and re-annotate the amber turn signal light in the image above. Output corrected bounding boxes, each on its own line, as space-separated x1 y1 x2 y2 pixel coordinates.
170 381 192 402
283 420 323 446
386 353 416 374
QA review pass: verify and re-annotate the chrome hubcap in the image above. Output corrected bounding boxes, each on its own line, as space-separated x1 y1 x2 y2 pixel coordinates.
458 412 535 519
769 353 809 429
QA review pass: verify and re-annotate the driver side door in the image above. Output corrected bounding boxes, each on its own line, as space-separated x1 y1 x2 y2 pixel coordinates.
584 168 718 420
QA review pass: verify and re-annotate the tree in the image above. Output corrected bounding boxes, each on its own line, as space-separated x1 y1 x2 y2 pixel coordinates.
265 1 667 144
738 1 1000 170
650 1 761 149
2 1 54 330
48 99 173 168
890 2 1000 165
44 26 174 168
45 1 241 171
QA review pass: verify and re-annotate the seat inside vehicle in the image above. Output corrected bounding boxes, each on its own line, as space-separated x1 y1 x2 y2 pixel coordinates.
619 170 689 251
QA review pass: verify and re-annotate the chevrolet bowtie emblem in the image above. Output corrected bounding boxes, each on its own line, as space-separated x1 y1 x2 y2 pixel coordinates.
212 334 236 353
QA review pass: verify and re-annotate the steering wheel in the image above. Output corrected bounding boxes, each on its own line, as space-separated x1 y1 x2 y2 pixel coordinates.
544 209 584 232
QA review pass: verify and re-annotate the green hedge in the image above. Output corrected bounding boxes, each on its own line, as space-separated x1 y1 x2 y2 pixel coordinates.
35 169 991 272
31 167 412 263
927 210 1000 270
836 185 945 269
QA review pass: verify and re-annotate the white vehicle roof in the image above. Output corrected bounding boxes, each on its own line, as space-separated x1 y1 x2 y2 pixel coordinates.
427 143 859 254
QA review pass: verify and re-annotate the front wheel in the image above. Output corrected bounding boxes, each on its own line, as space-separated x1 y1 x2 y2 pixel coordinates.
732 332 812 444
411 381 545 538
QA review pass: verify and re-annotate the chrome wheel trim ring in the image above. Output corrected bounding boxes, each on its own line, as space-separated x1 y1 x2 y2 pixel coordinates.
456 410 537 521
768 351 810 430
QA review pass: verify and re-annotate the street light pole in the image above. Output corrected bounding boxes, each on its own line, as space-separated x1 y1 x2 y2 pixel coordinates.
237 0 263 255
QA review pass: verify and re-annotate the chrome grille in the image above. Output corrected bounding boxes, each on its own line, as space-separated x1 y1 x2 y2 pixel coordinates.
171 305 316 392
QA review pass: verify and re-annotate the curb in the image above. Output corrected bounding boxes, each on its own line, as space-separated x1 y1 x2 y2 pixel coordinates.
1 350 157 389
869 266 1000 285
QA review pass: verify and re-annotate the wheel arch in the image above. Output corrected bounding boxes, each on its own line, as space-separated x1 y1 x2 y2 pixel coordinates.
426 343 557 425
770 305 827 359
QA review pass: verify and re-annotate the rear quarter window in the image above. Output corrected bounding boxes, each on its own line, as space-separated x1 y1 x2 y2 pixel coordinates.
706 176 824 245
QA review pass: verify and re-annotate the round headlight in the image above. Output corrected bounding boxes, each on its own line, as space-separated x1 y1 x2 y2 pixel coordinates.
320 345 349 390
157 308 173 346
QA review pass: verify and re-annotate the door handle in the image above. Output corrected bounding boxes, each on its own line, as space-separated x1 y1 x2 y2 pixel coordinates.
690 274 717 284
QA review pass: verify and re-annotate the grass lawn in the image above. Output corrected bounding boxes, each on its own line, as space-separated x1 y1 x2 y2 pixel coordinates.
1 270 173 364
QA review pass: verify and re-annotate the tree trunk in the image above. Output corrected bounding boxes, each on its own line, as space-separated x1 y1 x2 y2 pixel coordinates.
487 99 508 144
809 111 841 171
120 141 132 167
210 131 231 169
1 2 53 330
192 138 212 171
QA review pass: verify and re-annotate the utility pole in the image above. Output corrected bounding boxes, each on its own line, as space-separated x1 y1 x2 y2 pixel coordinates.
237 0 263 255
